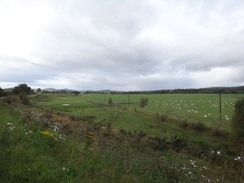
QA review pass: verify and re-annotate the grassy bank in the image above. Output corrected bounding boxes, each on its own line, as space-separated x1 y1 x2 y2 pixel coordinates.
0 94 243 182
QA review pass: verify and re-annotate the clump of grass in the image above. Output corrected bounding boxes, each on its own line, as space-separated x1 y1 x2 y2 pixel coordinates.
179 121 207 132
211 128 229 137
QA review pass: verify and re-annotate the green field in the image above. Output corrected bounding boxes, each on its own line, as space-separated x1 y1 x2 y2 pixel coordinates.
31 93 243 132
1 93 243 182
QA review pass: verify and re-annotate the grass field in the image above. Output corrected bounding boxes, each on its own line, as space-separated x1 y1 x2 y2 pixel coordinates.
31 93 244 130
1 93 243 182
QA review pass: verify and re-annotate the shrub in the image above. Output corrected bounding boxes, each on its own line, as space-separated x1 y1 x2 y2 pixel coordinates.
190 122 206 132
18 94 30 105
148 136 169 151
170 135 188 152
139 97 149 108
179 120 189 129
232 99 244 143
211 128 229 137
108 98 113 106
3 97 13 104
155 113 168 122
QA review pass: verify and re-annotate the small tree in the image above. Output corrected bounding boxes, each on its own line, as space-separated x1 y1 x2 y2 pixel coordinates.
108 98 113 106
139 97 149 108
72 91 81 96
232 99 244 144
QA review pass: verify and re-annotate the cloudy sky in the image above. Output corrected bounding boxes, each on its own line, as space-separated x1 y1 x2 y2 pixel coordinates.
0 0 244 91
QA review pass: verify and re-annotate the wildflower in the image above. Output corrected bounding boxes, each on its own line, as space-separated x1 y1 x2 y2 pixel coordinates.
88 147 94 151
62 167 69 171
86 132 95 141
40 131 57 141
217 151 221 155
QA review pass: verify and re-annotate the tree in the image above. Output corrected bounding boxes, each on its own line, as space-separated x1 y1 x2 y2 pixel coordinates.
232 99 244 144
37 88 42 92
108 98 113 106
12 84 33 95
72 91 81 96
139 97 149 108
0 87 6 97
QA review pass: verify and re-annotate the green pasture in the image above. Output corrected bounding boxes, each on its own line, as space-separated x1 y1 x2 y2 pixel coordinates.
86 93 242 126
32 93 243 125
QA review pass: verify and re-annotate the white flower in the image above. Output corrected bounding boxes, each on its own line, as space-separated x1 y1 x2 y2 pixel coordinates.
217 151 221 155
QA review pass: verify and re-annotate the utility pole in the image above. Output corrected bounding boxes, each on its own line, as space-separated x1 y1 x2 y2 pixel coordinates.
128 93 130 107
219 93 222 125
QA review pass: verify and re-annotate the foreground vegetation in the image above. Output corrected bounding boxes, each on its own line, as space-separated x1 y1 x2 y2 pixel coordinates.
0 92 244 182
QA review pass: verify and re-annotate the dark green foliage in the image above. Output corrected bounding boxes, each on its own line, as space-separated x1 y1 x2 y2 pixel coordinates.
179 120 189 128
72 91 81 95
3 97 13 104
139 97 149 108
148 136 169 151
108 98 113 106
170 135 188 152
12 83 33 95
232 99 244 143
211 128 229 137
80 115 96 122
190 122 207 132
155 113 168 122
18 94 30 105
179 121 207 132
0 87 6 97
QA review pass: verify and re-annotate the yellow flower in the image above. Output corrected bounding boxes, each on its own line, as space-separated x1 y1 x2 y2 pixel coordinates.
88 147 94 151
40 131 57 141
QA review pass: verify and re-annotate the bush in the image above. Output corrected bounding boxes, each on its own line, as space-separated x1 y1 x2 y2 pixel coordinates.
18 94 30 105
3 97 13 104
190 122 206 132
232 99 244 143
139 97 149 108
179 120 189 128
211 128 229 137
108 98 113 106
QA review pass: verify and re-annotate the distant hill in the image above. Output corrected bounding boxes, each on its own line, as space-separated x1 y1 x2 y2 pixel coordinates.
131 86 244 94
37 86 244 94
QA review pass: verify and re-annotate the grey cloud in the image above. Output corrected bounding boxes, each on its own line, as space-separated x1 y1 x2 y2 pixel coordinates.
1 0 244 90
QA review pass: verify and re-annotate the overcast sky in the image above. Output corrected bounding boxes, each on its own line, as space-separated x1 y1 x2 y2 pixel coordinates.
0 0 244 91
